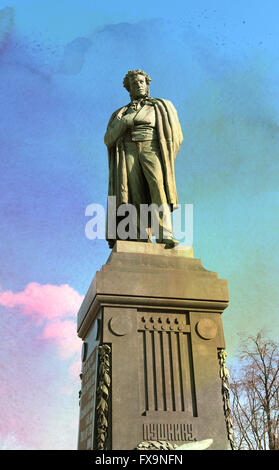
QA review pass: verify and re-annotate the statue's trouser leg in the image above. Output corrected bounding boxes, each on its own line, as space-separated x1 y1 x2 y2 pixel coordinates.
138 141 173 241
124 141 151 241
124 140 173 241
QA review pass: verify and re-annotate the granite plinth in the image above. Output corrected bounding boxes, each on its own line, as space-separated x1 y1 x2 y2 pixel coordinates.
77 241 230 450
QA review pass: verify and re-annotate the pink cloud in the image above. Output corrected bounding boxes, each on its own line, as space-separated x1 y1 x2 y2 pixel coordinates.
0 281 85 449
0 282 84 320
0 282 83 373
0 432 27 450
42 319 81 359
68 359 81 380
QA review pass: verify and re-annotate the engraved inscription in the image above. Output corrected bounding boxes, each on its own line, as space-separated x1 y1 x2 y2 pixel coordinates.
78 347 98 450
143 423 196 442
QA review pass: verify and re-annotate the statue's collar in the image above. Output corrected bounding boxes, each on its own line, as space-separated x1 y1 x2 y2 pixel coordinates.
129 97 153 109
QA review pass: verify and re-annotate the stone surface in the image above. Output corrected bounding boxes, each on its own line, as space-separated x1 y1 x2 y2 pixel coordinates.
196 319 218 340
111 240 194 258
77 242 230 450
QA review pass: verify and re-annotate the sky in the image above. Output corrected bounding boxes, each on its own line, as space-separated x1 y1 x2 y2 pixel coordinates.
0 0 278 450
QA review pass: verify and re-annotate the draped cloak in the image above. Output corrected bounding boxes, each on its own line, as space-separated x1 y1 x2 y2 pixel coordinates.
104 98 183 243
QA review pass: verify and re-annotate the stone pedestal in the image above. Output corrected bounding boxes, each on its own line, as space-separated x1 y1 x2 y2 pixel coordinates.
77 241 230 450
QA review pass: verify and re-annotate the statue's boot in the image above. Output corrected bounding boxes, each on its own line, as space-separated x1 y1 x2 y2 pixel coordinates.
156 237 180 248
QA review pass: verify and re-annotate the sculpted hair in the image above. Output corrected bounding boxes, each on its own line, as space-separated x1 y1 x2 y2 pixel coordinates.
123 69 152 94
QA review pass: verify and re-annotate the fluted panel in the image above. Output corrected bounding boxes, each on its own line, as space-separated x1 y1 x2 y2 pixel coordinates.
137 312 196 415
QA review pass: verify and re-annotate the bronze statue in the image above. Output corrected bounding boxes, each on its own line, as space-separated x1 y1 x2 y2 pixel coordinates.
104 69 183 248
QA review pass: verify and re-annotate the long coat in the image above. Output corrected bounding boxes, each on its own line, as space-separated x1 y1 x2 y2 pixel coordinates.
104 98 183 243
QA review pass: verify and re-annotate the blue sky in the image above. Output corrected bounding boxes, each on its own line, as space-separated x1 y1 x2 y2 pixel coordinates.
0 0 278 449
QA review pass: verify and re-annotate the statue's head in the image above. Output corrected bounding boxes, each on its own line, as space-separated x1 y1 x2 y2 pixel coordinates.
123 69 151 99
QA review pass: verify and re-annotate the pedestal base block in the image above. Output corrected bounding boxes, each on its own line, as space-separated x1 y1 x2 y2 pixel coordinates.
77 242 230 450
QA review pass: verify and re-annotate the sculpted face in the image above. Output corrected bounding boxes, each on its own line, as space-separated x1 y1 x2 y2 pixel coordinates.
128 74 148 99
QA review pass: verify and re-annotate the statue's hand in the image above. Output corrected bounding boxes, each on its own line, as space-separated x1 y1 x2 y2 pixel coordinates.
121 115 135 128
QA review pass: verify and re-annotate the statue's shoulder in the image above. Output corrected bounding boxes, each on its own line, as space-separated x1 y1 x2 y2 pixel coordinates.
152 97 176 109
152 97 171 103
108 103 129 122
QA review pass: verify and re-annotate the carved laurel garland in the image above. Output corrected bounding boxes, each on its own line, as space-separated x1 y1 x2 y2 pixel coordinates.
96 344 111 450
136 440 177 450
218 349 236 450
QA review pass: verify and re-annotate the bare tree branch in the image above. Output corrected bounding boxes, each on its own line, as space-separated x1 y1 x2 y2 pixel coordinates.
230 332 279 450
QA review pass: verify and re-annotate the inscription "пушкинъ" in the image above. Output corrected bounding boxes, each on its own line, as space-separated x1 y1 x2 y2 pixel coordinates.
143 423 195 441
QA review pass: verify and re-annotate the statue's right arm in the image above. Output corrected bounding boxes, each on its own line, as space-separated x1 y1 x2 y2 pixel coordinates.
104 109 134 149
